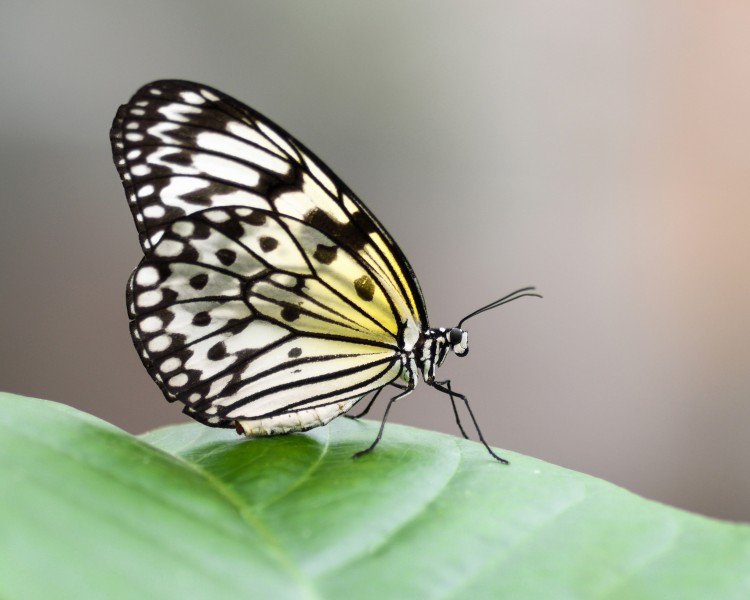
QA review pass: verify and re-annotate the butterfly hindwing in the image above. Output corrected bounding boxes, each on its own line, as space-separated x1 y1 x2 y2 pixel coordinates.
127 206 407 429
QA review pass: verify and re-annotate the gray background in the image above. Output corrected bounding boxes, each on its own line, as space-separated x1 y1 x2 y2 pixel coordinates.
2 1 749 520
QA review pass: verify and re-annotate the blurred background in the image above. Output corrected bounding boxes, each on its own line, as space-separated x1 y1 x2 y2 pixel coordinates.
2 1 748 521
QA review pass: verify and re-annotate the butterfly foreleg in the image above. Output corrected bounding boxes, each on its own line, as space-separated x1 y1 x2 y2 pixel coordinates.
351 381 415 459
433 379 470 440
430 381 509 464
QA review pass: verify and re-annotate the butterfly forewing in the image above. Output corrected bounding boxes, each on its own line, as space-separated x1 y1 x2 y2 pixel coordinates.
111 80 427 327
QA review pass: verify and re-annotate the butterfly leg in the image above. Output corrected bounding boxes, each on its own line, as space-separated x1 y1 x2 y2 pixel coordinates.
431 381 509 464
346 383 407 419
345 387 385 419
434 379 470 440
352 383 415 459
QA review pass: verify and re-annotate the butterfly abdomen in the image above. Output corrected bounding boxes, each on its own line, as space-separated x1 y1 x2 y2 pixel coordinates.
233 397 362 436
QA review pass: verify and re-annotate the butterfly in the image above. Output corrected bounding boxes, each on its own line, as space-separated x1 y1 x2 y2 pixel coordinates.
110 80 539 462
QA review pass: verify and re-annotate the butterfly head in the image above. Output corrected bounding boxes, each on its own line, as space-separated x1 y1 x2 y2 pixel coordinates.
447 327 469 357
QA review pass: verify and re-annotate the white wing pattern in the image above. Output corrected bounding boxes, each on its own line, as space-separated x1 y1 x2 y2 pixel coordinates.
111 80 428 434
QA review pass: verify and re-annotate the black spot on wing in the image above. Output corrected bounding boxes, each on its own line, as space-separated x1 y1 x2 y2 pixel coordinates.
216 248 236 266
215 217 245 241
259 236 278 252
207 341 227 360
313 243 338 265
192 311 211 326
288 347 302 358
354 275 375 301
190 273 209 290
247 211 267 226
281 306 300 322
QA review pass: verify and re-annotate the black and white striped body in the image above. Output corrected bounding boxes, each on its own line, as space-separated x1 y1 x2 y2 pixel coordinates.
415 327 469 383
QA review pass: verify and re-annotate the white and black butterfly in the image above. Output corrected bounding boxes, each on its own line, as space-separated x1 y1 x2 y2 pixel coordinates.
110 80 539 462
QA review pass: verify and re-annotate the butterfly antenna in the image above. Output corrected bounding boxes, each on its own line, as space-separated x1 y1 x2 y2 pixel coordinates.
458 286 542 328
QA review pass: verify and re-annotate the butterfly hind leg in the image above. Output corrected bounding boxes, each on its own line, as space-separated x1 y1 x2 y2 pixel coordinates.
351 382 415 459
431 380 509 464
345 382 408 419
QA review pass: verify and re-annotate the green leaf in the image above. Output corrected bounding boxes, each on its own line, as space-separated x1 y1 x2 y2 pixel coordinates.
2 392 749 599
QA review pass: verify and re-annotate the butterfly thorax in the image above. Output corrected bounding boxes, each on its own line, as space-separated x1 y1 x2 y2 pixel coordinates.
415 327 469 384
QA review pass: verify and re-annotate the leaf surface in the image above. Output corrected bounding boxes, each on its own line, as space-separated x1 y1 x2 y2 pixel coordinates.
2 392 749 599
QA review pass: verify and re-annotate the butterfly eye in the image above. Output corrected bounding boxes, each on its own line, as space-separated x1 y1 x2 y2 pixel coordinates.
448 328 463 345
